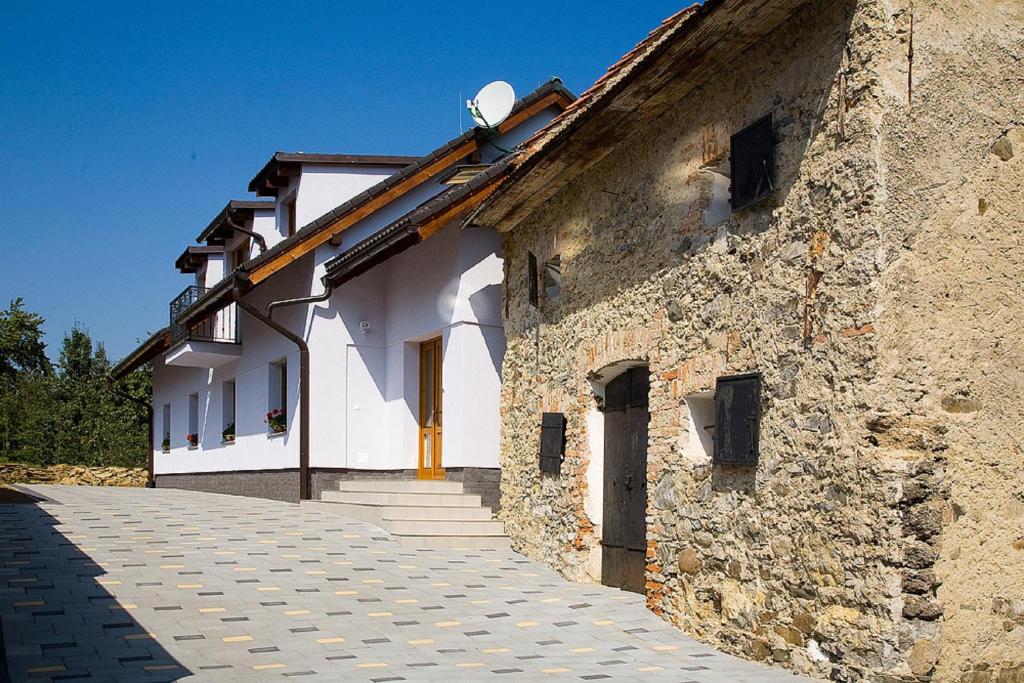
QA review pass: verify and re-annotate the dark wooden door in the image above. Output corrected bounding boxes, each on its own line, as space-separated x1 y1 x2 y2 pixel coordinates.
601 367 649 594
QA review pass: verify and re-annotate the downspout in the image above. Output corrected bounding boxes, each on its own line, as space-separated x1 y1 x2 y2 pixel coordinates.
225 214 268 254
232 284 329 501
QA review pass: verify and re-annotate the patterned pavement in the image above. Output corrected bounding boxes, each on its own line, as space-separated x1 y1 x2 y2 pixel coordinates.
0 485 811 682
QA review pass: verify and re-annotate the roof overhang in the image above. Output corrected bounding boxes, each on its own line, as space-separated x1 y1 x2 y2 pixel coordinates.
196 200 276 245
240 80 575 287
248 153 420 197
469 0 813 233
323 160 512 287
175 245 222 274
110 327 172 380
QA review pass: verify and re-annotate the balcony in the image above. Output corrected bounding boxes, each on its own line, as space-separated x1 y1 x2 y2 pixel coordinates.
165 286 242 368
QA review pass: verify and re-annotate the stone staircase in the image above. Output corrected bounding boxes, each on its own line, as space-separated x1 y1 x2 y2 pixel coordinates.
302 479 508 550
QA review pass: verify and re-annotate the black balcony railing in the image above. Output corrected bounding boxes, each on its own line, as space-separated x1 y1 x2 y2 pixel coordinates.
169 286 239 344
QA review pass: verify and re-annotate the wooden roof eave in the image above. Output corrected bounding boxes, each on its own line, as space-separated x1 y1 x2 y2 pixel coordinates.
472 0 813 233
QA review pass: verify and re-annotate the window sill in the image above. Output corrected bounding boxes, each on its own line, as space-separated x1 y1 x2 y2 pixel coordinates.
267 430 287 439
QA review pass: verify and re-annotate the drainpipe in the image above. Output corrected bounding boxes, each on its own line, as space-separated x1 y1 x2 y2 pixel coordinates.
225 214 267 254
232 285 314 500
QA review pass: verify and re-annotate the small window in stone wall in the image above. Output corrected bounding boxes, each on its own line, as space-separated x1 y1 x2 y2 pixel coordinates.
684 391 715 461
539 412 566 474
544 255 562 301
712 373 762 465
730 114 774 211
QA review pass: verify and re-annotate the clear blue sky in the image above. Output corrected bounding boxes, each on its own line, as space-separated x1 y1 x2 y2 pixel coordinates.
0 1 687 361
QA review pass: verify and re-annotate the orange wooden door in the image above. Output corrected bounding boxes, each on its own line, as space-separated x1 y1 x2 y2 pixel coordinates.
418 338 444 480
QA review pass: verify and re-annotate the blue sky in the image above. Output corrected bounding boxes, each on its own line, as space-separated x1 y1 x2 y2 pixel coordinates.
0 1 687 361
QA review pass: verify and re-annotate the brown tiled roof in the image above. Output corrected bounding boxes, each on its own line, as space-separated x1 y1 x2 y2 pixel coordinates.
110 327 171 380
248 153 420 197
469 0 812 231
175 245 222 274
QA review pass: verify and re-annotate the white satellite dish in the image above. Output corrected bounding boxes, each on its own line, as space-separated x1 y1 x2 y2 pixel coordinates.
467 81 516 129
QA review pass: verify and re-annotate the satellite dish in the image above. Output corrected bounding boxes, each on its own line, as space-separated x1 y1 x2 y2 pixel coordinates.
467 81 516 129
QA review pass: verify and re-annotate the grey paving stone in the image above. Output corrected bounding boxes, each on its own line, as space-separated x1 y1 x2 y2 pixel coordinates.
1 485 812 682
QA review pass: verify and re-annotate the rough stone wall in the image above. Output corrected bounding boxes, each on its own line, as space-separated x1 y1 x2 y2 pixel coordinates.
494 0 1023 679
0 463 147 488
871 1 1024 680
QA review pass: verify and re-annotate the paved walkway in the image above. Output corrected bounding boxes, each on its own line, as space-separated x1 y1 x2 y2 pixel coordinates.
1 485 811 682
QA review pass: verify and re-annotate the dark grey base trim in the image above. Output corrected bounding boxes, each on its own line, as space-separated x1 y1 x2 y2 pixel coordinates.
156 466 502 510
155 470 300 503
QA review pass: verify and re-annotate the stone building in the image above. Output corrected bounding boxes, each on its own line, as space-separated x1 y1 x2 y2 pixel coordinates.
468 0 1024 680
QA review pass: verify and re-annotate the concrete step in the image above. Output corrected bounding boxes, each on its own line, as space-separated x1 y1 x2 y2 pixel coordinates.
303 500 493 524
335 479 464 495
320 490 482 508
395 533 511 550
385 518 505 536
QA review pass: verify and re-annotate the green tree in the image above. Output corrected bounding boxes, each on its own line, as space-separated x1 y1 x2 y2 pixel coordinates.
0 298 51 381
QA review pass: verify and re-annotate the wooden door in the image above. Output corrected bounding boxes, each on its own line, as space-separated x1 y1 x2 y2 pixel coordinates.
418 338 444 480
601 367 649 593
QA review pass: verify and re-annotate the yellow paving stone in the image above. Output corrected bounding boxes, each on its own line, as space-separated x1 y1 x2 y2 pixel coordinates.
652 645 678 652
434 620 461 628
177 584 203 589
223 635 254 643
395 599 419 604
457 662 485 668
334 560 354 565
286 531 304 536
408 639 435 645
368 550 387 555
198 607 226 613
541 598 562 603
214 551 235 555
593 619 615 626
196 537 215 541
109 604 138 610
145 550 165 555
27 666 65 674
516 620 540 628
160 564 184 569
9 578 37 583
430 581 451 587
469 599 492 605
316 637 346 644
130 536 152 541
335 590 358 596
543 668 572 674
234 567 256 572
281 554 302 559
342 534 361 539
144 665 180 672
570 647 595 654
284 610 311 616
124 633 156 640
310 546 327 551
257 587 281 592
356 663 388 669
252 663 286 671
639 666 665 672
305 570 327 575
258 539 277 544
398 564 417 570
482 648 510 654
14 601 44 607
367 611 393 617
361 579 383 584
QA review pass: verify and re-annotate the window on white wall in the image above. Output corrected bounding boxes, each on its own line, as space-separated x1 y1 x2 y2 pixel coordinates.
267 361 287 433
161 404 171 452
187 393 199 449
222 380 236 443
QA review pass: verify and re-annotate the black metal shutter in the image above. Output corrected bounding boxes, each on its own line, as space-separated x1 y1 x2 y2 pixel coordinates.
730 114 774 211
713 373 762 465
539 412 565 474
528 251 539 308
